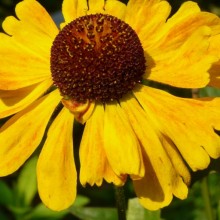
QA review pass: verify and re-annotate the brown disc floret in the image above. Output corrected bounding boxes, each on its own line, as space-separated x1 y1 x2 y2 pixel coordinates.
50 14 146 103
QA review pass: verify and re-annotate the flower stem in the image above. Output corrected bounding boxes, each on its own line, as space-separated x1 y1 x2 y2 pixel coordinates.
114 186 127 220
201 176 215 220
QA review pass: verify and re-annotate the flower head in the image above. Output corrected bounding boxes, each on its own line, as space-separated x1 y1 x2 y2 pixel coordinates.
1 0 220 211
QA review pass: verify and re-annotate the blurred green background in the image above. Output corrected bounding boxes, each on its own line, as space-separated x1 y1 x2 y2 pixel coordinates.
0 0 220 220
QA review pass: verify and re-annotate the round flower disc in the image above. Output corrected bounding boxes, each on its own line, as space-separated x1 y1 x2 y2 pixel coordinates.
51 14 146 103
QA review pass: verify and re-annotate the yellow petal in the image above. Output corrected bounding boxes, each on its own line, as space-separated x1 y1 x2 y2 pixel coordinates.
161 136 189 199
2 0 58 58
80 105 125 186
121 96 188 209
37 108 76 211
16 0 58 38
88 0 105 14
104 0 126 20
134 85 220 171
62 0 88 25
0 90 60 176
0 34 51 90
133 156 173 210
161 136 191 186
0 79 52 118
125 0 171 45
145 2 220 52
143 2 220 88
145 26 215 88
103 103 144 179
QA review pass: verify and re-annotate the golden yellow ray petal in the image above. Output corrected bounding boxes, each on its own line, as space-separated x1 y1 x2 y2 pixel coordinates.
161 136 189 199
133 156 173 210
141 1 220 88
87 0 105 14
0 90 61 176
37 108 76 211
0 33 51 90
103 103 144 179
104 0 126 20
161 136 191 186
2 0 58 57
134 85 220 171
80 104 125 186
145 26 216 88
15 0 58 38
62 0 88 25
0 79 52 118
147 2 220 51
125 0 171 44
121 96 188 208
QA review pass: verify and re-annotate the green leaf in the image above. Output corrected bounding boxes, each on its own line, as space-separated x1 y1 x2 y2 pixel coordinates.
0 180 13 206
73 195 90 207
23 203 68 220
127 198 161 220
69 206 118 220
199 87 220 97
16 156 38 206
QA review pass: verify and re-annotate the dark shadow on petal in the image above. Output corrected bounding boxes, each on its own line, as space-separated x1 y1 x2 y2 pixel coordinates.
133 148 165 202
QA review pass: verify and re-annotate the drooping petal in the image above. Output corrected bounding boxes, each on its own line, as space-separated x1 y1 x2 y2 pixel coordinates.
2 0 58 57
161 136 191 186
104 0 127 20
121 96 188 210
0 33 51 90
0 90 61 176
62 0 88 25
134 85 220 171
0 79 52 118
103 103 144 179
80 104 125 186
37 108 76 211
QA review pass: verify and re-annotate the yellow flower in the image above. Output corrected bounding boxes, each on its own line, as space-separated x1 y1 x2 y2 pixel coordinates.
1 0 220 211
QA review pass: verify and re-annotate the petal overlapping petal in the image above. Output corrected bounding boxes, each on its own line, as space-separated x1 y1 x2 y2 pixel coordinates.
134 85 220 171
121 96 188 210
62 0 88 25
103 103 144 179
125 0 171 44
88 0 105 14
2 0 58 57
0 79 52 118
0 34 51 90
37 108 76 211
0 90 60 176
80 105 125 186
104 0 126 19
139 1 220 88
145 26 216 88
